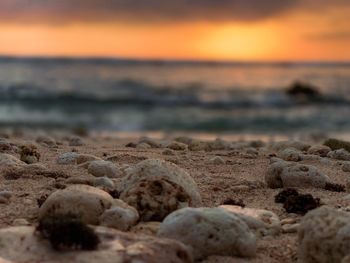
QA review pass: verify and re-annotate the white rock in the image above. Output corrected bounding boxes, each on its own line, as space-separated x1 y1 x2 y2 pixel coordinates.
56 152 79 165
328 148 350 161
100 199 139 231
88 160 121 178
119 159 202 221
208 156 225 165
39 185 114 225
277 147 301 162
220 205 281 236
0 226 193 263
307 145 331 157
265 161 329 189
157 207 256 260
298 206 350 263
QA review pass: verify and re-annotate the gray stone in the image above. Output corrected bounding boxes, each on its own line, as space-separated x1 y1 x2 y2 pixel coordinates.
158 207 256 260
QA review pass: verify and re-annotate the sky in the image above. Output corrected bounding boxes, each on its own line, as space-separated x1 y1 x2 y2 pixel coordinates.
0 0 349 61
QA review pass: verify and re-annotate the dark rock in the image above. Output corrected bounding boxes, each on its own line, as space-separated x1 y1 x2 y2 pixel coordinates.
274 188 299 204
283 194 320 215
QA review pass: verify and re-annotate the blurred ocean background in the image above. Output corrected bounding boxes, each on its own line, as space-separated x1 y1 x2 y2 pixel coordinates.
0 57 349 136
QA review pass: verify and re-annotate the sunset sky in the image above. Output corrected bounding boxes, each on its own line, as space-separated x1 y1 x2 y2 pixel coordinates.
0 0 349 61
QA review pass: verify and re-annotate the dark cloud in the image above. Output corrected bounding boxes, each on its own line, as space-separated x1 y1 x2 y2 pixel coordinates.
0 0 348 24
0 0 298 23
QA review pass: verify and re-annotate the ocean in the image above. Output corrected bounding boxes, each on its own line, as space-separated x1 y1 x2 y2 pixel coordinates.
0 57 349 136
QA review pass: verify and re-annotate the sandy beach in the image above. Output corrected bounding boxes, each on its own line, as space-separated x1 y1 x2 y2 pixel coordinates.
0 130 349 262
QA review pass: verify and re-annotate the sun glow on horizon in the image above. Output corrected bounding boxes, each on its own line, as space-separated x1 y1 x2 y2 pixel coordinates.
0 17 348 61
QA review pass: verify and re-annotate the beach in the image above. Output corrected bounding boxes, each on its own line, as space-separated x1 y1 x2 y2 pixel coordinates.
1 130 350 262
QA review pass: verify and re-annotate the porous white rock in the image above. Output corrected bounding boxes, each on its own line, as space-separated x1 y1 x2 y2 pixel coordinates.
220 205 281 236
56 152 79 165
119 159 202 221
157 207 256 260
0 226 193 263
88 160 121 178
265 161 329 189
298 206 350 263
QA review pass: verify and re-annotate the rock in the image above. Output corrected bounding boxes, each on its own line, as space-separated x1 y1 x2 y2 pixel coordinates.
68 136 84 146
131 222 161 235
282 223 299 233
12 218 30 226
0 226 193 263
65 175 95 186
100 199 139 231
20 144 40 164
266 161 329 189
220 205 281 236
0 153 24 167
343 163 350 174
136 142 152 149
298 206 350 263
188 140 210 151
277 147 301 162
271 141 310 152
207 138 230 151
39 185 114 225
166 141 187 151
57 152 79 165
208 156 225 165
174 136 193 145
328 149 350 161
299 154 321 161
94 177 115 190
157 207 256 260
324 138 350 152
88 160 121 178
76 154 101 164
36 135 57 147
138 137 161 148
118 159 202 221
307 145 331 157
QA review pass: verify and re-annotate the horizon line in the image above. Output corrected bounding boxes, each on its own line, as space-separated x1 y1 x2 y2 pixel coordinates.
0 54 349 66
